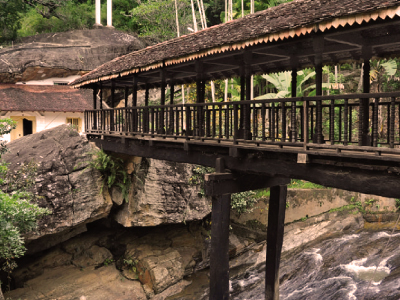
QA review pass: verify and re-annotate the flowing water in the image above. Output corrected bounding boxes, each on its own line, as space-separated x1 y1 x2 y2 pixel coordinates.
169 230 400 299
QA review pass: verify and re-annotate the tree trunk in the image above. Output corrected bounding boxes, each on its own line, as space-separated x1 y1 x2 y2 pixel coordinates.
0 289 5 300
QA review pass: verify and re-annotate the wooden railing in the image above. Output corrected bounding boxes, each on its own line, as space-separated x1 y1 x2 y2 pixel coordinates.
85 92 400 153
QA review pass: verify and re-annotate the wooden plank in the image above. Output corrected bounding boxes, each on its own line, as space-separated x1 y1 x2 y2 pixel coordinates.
210 193 231 300
265 185 287 300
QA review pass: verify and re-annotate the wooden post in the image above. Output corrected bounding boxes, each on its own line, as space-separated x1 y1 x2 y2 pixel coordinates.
360 46 372 146
313 36 324 144
195 61 204 137
132 77 138 132
110 82 115 131
244 52 252 140
144 84 149 133
160 69 166 134
245 65 252 140
291 67 297 142
210 193 231 300
93 87 97 130
265 185 287 300
169 82 175 134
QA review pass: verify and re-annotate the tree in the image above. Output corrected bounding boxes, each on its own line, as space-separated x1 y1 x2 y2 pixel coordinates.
0 119 50 297
0 0 26 43
22 0 69 20
128 0 197 41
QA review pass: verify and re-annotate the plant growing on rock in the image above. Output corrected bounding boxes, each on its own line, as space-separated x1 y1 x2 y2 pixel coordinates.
0 119 50 296
87 149 130 202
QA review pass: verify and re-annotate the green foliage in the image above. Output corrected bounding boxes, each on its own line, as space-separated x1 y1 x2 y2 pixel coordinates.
103 258 114 266
128 0 195 41
288 179 325 189
0 0 26 44
396 199 400 211
87 149 130 202
190 165 213 184
123 258 139 273
0 118 50 291
231 190 257 215
18 0 95 37
0 119 16 156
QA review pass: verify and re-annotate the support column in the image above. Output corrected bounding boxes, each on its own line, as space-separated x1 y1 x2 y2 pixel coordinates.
132 77 138 132
313 36 324 144
360 46 372 146
107 0 113 27
195 61 204 137
169 82 175 134
159 69 166 134
244 52 252 140
144 83 149 133
93 87 97 130
291 64 297 142
210 193 231 300
209 158 230 300
95 0 102 26
265 185 287 300
110 82 115 131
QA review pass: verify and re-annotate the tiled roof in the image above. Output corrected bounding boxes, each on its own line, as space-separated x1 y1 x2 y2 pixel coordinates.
0 84 92 112
71 0 400 88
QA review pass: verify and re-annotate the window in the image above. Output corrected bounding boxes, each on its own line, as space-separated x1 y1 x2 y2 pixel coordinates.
54 81 69 86
66 118 82 132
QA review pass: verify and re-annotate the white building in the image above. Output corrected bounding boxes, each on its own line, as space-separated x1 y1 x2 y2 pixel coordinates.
0 84 92 142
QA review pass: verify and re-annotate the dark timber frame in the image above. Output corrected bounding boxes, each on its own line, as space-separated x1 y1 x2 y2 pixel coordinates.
77 2 400 299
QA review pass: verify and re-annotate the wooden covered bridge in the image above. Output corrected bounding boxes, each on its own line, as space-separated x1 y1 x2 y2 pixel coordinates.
72 0 400 298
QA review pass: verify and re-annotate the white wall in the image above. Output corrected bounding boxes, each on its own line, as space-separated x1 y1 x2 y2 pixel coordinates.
1 111 85 143
16 75 81 85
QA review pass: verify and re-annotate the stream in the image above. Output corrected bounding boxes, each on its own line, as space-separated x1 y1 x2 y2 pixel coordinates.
168 230 400 299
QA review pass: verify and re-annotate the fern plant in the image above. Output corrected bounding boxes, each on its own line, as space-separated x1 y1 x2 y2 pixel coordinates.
88 149 130 202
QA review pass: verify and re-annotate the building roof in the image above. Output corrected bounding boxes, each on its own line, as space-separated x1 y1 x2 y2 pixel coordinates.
71 0 400 88
0 84 92 112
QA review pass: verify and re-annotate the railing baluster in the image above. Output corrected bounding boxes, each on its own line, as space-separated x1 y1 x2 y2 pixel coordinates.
225 105 229 139
330 99 334 144
390 97 396 148
316 100 323 144
373 97 379 147
349 106 353 143
300 105 304 142
234 103 238 143
219 106 222 139
262 103 266 141
387 103 390 145
186 106 191 138
303 100 309 148
339 106 342 143
212 104 216 138
310 106 314 141
344 99 348 145
291 101 296 142
271 102 275 142
282 102 286 142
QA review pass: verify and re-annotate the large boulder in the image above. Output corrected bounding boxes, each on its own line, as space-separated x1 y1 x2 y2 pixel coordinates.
114 158 211 227
0 28 146 83
1 125 113 253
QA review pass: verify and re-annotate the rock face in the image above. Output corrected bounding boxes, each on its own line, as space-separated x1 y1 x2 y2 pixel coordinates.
115 158 211 227
1 125 211 253
5 223 209 300
2 125 113 253
0 29 147 83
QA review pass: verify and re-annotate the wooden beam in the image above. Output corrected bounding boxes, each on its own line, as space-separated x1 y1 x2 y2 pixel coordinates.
92 137 400 198
204 173 289 196
265 185 287 300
